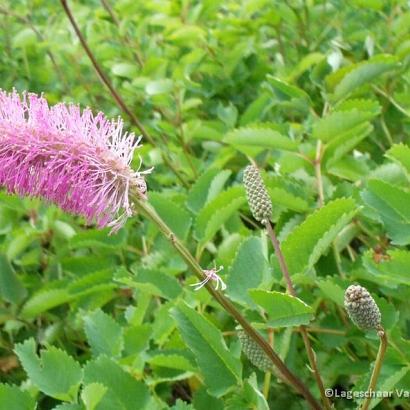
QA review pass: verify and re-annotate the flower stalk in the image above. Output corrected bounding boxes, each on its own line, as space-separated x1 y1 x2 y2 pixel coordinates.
132 195 321 410
244 164 331 409
361 328 387 410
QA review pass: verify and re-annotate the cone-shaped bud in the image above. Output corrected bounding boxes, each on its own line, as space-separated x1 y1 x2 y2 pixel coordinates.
238 330 274 373
243 165 272 224
344 285 381 330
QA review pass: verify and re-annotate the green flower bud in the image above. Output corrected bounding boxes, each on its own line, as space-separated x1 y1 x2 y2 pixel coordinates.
344 285 381 330
238 330 274 373
243 165 272 224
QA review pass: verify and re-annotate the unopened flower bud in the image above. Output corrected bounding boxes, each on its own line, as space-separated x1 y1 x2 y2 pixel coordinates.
238 330 274 373
344 285 381 330
243 165 272 224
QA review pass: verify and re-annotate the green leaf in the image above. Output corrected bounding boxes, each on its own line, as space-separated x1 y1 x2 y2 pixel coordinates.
126 267 182 299
265 76 311 102
84 309 123 358
186 169 220 214
0 253 27 304
145 79 174 95
195 187 246 244
14 338 82 401
149 192 192 240
226 237 270 306
207 170 232 203
83 356 150 410
332 54 399 101
361 179 410 245
249 290 313 327
317 278 344 306
267 187 309 212
362 249 410 286
20 289 73 319
386 144 410 180
224 126 297 152
171 302 241 397
148 354 196 372
70 228 127 249
81 383 108 410
0 384 35 410
281 198 358 274
312 109 374 142
111 62 138 79
323 122 373 167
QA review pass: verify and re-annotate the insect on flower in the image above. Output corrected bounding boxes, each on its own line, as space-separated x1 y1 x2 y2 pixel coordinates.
0 90 151 233
190 265 226 291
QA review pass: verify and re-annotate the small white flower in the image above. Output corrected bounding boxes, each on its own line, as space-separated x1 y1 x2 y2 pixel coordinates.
190 265 226 291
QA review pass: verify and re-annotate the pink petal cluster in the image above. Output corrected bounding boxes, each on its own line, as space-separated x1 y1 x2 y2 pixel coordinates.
0 90 150 233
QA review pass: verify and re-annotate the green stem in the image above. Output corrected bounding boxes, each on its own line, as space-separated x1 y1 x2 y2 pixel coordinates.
361 327 388 410
265 221 332 410
132 197 321 410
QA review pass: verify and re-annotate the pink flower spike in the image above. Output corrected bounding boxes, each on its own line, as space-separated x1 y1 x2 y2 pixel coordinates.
190 265 226 291
0 90 151 233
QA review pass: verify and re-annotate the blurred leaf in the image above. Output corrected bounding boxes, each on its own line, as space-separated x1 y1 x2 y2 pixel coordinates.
83 356 150 410
172 302 242 397
15 339 82 401
332 54 399 101
0 254 27 304
282 198 358 274
226 237 270 306
84 309 123 358
249 290 313 327
0 384 35 410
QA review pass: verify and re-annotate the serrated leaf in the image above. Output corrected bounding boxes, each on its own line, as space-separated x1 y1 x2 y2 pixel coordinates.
317 278 344 306
332 54 399 101
187 169 220 213
195 186 246 243
312 109 374 142
265 76 311 102
84 310 123 358
281 198 358 274
148 354 196 372
171 302 242 397
336 98 381 115
207 170 232 203
323 122 373 167
14 338 82 401
362 249 410 286
226 237 270 306
267 187 309 212
0 384 35 410
127 268 182 299
83 356 150 410
0 253 27 304
361 179 410 245
224 127 297 152
70 228 127 249
149 192 192 240
249 290 313 327
81 383 107 410
386 144 410 180
20 289 73 319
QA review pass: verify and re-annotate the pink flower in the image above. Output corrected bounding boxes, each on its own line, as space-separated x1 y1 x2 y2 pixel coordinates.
0 90 150 233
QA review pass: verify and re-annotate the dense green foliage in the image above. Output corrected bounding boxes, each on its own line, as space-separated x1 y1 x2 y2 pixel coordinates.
1 0 410 409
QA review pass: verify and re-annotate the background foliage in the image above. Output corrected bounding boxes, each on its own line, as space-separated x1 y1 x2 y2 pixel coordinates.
0 0 410 409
